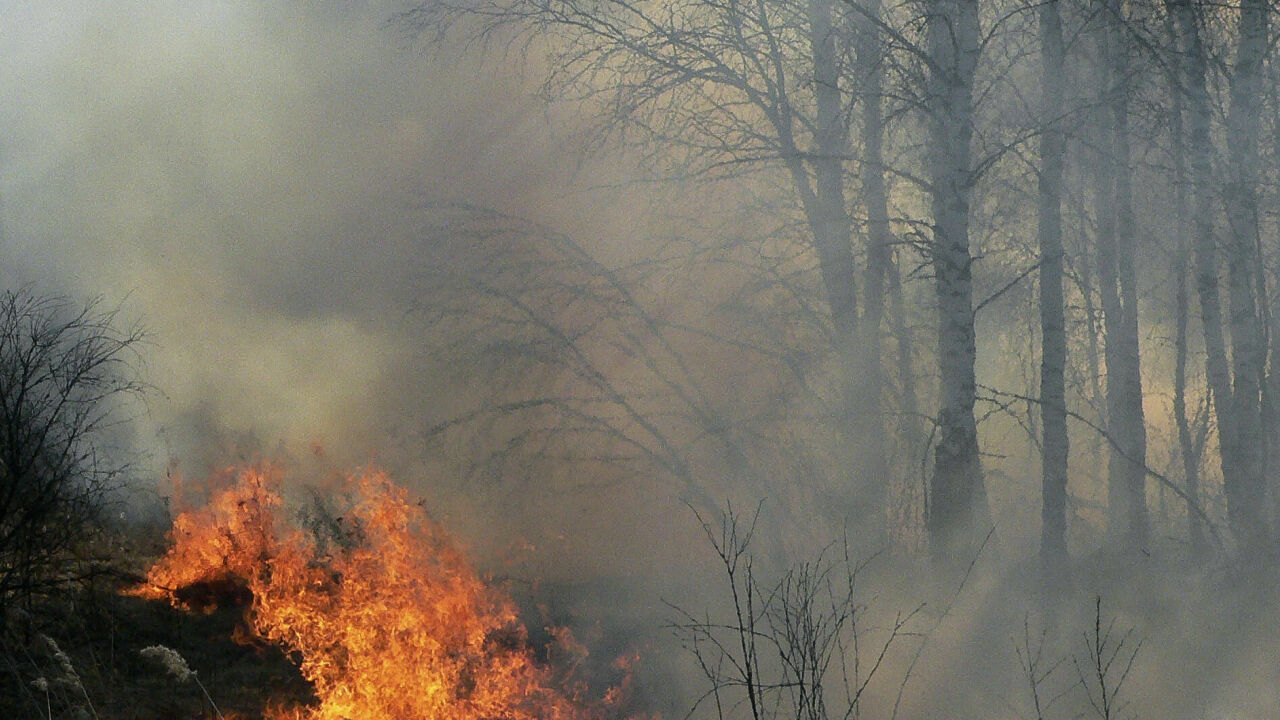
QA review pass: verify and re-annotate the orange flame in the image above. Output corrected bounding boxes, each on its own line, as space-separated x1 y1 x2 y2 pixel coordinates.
134 466 637 720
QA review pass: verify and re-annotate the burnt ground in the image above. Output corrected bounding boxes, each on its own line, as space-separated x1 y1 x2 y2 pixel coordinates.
1 580 313 720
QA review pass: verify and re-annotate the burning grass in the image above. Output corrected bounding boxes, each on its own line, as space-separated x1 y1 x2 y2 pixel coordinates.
131 465 639 720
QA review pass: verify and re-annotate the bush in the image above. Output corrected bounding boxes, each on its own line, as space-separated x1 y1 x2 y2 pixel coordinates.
0 288 145 609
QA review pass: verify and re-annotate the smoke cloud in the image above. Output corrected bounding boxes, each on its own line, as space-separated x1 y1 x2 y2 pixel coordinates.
1 10 701 712
0 1 572 468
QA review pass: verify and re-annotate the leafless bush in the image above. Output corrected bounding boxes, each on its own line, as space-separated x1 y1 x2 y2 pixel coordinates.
1013 598 1142 720
668 504 921 720
0 289 146 609
1013 614 1069 720
1073 597 1141 720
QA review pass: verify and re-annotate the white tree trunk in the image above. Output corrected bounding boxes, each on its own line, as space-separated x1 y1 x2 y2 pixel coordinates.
924 0 988 560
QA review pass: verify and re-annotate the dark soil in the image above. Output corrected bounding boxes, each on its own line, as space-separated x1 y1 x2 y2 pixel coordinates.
1 578 314 720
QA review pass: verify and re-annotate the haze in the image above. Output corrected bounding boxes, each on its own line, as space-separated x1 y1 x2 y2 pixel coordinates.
4 1 1280 718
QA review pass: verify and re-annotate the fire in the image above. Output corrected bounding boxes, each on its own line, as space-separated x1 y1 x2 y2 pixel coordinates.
133 465 635 720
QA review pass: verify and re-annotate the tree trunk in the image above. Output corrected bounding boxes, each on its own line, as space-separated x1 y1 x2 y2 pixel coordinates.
1222 0 1269 552
1038 0 1070 570
854 0 892 534
1268 57 1280 539
888 247 927 545
804 0 859 357
797 0 889 536
1095 2 1148 550
1074 240 1107 480
775 0 889 534
1172 0 1270 554
924 0 988 561
1171 0 1234 551
1162 0 1207 552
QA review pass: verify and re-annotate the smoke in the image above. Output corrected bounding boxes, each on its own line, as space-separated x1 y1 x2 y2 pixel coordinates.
0 7 707 711
0 2 550 466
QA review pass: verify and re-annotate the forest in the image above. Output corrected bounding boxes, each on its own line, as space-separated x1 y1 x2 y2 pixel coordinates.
394 0 1280 568
2 0 1280 718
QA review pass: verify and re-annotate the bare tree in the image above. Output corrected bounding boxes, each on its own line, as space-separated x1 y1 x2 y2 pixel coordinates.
1012 615 1068 720
1220 0 1269 553
411 203 851 560
1161 0 1210 554
399 0 1280 567
401 0 907 542
1037 0 1069 570
921 0 989 561
0 289 145 609
1091 0 1148 550
1165 0 1273 555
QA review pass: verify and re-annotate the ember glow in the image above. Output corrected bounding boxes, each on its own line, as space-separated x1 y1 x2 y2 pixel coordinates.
134 466 635 720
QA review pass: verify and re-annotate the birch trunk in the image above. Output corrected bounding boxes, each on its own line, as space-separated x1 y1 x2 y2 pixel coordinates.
1038 0 1070 568
1096 2 1148 549
924 0 988 560
1162 0 1206 551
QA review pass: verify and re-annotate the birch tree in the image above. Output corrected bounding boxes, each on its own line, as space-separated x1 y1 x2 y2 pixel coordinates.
1161 0 1208 553
1168 0 1272 554
1168 0 1223 553
1038 0 1069 568
1220 0 1269 553
1093 0 1148 549
921 0 989 559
